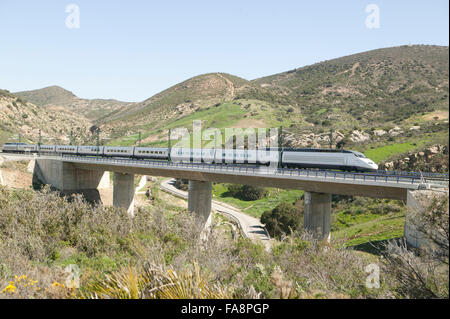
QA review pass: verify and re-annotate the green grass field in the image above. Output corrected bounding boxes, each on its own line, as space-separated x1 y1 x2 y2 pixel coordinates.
332 210 405 248
212 183 303 218
363 142 423 163
361 130 448 163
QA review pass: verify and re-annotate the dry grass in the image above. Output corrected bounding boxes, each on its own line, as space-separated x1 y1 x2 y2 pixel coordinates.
1 185 447 299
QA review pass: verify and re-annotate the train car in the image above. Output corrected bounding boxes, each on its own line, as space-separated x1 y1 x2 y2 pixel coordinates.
77 145 104 156
17 144 37 153
38 145 56 153
134 147 168 159
1 143 22 153
222 148 236 164
281 148 377 171
170 148 216 163
201 148 216 163
103 146 133 157
56 145 78 154
218 148 257 164
256 148 279 166
170 147 191 162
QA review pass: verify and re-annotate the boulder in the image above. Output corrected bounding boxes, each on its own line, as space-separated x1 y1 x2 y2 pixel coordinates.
389 126 404 137
350 130 370 143
373 129 387 137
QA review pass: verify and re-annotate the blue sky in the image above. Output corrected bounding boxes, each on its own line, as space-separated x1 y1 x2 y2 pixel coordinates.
0 0 448 102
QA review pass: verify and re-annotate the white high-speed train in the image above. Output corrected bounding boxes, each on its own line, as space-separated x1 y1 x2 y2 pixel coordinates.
1 143 378 171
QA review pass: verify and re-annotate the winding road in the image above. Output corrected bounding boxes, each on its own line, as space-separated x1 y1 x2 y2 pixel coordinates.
159 178 271 249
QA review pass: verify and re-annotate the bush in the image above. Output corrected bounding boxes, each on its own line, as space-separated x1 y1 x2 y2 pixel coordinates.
261 202 300 238
0 184 418 299
174 179 188 191
225 184 267 201
240 185 266 201
381 194 449 298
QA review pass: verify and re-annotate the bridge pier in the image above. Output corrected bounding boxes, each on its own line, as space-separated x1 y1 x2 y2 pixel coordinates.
188 180 212 228
113 172 135 216
404 189 449 250
304 192 331 242
33 159 105 203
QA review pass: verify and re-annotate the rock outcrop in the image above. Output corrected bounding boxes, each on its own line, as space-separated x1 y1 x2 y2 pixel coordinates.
380 144 449 172
350 130 370 143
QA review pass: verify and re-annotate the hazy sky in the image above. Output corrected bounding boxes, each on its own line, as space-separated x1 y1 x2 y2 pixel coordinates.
0 0 448 102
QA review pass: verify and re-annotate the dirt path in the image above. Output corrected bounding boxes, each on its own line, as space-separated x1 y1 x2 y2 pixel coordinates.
135 175 147 194
0 169 4 186
217 73 235 101
0 156 4 186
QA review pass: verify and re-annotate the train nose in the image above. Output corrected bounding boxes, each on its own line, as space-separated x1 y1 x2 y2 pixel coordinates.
368 161 378 170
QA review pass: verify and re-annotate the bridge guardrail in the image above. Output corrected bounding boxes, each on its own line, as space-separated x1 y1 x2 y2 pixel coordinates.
58 154 424 186
376 169 449 180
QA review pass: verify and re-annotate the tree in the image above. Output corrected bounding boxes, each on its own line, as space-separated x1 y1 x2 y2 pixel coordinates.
240 185 267 201
261 202 300 238
226 184 267 201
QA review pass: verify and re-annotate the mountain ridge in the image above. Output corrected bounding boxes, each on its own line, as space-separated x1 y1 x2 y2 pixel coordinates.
5 44 449 150
14 85 136 121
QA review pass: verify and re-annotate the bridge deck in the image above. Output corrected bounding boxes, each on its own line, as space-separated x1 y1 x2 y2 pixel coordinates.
3 152 438 201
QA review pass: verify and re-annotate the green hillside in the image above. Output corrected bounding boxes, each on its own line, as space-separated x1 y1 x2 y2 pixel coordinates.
254 45 449 129
93 45 448 161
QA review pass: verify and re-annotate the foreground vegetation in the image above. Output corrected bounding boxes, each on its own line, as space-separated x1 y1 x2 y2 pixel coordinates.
0 185 447 299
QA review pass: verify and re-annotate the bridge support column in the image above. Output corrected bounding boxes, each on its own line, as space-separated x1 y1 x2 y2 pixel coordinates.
33 159 104 203
404 189 447 250
304 192 331 242
188 180 212 228
113 173 135 216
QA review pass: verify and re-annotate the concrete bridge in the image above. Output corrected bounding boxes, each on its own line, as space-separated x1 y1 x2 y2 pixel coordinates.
1 152 447 246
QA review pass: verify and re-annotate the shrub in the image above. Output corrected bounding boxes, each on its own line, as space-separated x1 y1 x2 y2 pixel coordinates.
381 194 449 298
261 202 300 238
240 185 266 201
79 263 232 299
225 184 267 201
174 179 188 191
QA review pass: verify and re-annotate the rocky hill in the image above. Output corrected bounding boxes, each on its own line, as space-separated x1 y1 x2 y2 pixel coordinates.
98 72 293 144
14 86 135 121
94 45 448 150
380 144 449 173
4 45 448 154
254 45 448 129
0 89 91 145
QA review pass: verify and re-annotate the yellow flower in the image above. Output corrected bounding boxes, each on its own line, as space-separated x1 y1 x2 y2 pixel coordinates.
16 275 26 283
52 281 65 288
1 282 16 294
